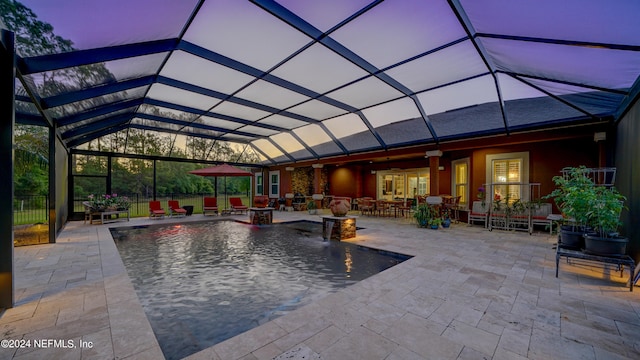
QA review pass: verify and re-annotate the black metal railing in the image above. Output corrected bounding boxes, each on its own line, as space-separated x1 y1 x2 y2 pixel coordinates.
73 193 253 218
14 194 49 225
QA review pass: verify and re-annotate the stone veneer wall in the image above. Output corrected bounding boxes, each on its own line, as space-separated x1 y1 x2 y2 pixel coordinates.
322 216 356 240
291 167 328 195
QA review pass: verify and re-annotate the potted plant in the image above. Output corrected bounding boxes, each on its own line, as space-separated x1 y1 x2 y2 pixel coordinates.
441 208 451 228
413 204 431 227
428 217 442 229
114 195 131 210
306 200 318 215
413 204 441 228
544 166 595 248
583 185 628 256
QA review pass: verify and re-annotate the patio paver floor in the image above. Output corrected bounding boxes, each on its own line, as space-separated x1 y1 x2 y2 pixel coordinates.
1 210 639 359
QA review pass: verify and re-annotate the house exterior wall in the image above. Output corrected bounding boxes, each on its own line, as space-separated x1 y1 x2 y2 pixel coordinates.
615 97 640 263
468 139 598 210
267 132 603 212
328 167 358 198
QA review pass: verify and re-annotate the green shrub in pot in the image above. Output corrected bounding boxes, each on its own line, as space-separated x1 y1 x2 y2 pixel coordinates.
543 166 594 248
583 185 627 255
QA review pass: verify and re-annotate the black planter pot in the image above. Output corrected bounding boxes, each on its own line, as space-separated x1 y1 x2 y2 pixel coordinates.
559 226 586 249
583 234 628 256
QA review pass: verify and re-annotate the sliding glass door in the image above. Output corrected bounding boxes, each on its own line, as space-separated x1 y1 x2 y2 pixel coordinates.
377 169 429 200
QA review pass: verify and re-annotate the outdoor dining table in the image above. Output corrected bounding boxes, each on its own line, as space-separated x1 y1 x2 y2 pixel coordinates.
386 200 404 217
371 200 404 217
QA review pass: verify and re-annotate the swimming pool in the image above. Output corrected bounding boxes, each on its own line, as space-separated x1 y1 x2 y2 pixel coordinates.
111 220 410 360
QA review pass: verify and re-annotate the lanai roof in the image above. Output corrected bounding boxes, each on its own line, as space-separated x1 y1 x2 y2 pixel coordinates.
9 0 640 165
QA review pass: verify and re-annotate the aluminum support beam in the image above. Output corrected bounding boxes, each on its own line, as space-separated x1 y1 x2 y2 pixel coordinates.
0 29 15 308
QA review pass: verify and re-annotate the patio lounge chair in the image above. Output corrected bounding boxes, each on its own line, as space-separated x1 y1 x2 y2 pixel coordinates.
168 200 187 217
229 197 248 214
531 202 555 234
468 200 489 228
149 201 166 219
203 196 219 216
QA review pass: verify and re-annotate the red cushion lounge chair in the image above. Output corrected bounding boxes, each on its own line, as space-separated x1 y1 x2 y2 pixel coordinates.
168 200 187 217
149 201 166 219
203 197 219 216
229 197 248 214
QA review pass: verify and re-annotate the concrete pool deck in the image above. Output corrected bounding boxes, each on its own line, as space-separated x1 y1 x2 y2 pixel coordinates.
1 211 639 359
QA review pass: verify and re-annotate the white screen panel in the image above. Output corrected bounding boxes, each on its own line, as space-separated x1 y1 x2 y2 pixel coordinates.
212 101 271 121
51 87 148 115
417 75 498 115
183 126 222 137
293 124 333 147
147 84 220 111
234 80 311 109
326 77 403 109
462 0 640 47
322 113 367 139
161 51 254 94
258 115 309 129
20 0 198 53
384 41 488 93
235 125 279 137
523 78 602 97
361 97 421 128
331 0 466 68
197 115 242 130
29 53 167 96
496 74 549 101
275 0 372 32
183 0 311 71
251 139 284 159
483 38 640 90
60 108 136 133
171 134 188 155
139 104 200 122
104 52 169 81
271 43 369 93
287 100 347 120
221 134 255 142
132 118 181 132
269 133 304 154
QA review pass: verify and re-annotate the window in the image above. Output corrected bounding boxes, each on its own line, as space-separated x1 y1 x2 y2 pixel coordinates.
451 158 469 208
268 170 280 198
493 159 521 202
486 152 529 203
255 172 263 195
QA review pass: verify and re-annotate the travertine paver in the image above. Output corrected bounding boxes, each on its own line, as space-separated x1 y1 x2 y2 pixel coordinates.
1 211 639 360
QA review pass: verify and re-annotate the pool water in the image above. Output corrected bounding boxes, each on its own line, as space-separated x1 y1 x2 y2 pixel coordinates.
111 220 409 360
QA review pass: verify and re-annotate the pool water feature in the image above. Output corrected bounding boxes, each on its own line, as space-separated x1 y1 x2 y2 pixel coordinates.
111 220 409 360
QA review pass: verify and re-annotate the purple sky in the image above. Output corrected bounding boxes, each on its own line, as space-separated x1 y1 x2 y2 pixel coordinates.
20 0 198 50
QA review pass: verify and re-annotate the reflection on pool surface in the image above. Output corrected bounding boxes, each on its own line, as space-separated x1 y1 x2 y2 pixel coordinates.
111 220 410 360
